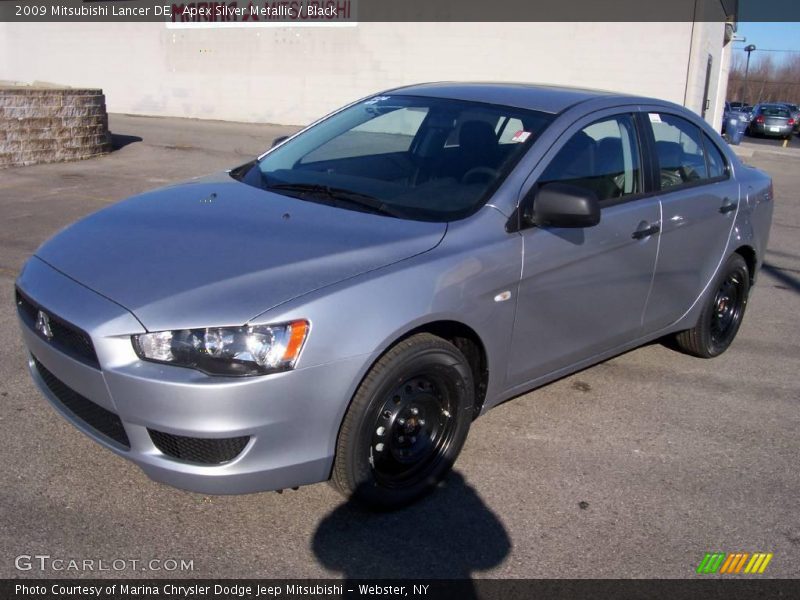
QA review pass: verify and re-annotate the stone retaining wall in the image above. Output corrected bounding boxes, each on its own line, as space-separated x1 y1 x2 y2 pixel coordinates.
0 86 112 168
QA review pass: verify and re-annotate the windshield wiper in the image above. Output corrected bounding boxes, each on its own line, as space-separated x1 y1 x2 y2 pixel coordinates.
265 183 403 218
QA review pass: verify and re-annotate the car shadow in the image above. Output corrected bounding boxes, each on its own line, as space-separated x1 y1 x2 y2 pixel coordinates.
762 262 800 294
312 471 510 594
110 132 143 150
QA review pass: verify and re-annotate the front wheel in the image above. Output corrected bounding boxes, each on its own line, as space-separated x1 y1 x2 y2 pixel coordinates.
331 333 474 509
673 253 750 358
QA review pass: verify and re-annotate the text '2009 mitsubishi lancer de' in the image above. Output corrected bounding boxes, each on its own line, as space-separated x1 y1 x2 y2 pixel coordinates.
16 83 773 509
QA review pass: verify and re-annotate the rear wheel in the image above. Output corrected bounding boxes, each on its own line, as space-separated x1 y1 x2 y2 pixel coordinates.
331 333 474 509
674 253 750 358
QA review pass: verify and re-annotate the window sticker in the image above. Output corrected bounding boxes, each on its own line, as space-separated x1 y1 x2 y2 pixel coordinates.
510 130 532 143
648 113 662 123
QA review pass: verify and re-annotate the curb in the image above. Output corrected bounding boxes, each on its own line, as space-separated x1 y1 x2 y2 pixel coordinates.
731 144 800 160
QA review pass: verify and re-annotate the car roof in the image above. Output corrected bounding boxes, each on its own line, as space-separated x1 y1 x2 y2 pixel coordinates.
388 82 643 114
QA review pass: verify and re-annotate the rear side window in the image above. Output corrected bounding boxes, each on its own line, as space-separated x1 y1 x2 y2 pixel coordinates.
703 133 728 179
649 113 709 189
539 114 642 203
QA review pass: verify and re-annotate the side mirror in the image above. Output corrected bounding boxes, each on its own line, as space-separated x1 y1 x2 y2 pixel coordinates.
525 183 601 228
271 135 289 148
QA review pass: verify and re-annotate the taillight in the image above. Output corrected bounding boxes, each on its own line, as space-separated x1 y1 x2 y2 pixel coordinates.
789 118 795 126
755 115 765 124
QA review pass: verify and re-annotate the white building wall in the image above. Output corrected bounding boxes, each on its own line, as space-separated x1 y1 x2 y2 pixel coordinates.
1 21 719 126
683 20 729 130
714 35 734 131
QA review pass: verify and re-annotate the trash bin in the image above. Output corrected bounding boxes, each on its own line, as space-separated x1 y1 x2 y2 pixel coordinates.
726 112 747 145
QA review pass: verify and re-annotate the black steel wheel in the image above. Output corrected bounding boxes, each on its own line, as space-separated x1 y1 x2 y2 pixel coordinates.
369 374 458 487
331 333 474 509
674 253 750 358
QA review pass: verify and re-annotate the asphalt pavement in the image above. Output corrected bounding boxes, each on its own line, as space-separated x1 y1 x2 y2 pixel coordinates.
0 114 798 579
738 131 800 150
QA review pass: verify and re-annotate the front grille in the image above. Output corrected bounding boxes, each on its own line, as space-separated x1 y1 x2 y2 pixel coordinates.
16 289 100 369
148 429 249 465
33 356 130 449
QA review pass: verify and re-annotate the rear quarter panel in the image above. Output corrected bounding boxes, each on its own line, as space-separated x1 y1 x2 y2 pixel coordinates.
733 162 774 277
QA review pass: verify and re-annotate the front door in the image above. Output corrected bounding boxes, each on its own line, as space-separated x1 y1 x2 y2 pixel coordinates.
506 112 661 388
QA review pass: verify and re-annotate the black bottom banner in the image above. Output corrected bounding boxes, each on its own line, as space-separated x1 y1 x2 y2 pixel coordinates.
3 579 800 600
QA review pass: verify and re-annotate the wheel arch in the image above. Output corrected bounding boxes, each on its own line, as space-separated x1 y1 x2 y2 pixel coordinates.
346 318 491 427
400 320 489 418
733 244 757 286
327 319 490 485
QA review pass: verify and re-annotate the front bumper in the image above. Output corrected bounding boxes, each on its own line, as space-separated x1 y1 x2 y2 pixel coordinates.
16 257 369 494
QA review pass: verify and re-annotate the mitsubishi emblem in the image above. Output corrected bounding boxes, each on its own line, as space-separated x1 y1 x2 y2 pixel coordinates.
35 310 53 340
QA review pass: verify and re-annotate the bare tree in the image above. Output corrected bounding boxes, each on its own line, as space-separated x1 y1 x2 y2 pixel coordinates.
728 53 800 105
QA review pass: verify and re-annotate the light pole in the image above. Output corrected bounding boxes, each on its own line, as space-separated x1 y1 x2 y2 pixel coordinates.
743 44 756 105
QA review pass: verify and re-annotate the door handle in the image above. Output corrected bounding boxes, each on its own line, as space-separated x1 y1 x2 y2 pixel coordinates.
632 223 660 240
719 199 738 214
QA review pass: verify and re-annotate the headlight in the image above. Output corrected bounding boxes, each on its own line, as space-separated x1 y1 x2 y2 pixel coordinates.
132 320 309 377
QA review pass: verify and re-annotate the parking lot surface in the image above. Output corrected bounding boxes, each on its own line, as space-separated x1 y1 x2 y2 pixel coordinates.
739 131 800 151
1 115 798 579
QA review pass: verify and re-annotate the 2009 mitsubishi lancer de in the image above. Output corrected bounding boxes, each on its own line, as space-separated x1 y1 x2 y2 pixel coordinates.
16 83 773 508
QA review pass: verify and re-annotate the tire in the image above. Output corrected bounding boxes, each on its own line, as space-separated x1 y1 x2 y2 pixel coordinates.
331 333 474 509
674 253 750 358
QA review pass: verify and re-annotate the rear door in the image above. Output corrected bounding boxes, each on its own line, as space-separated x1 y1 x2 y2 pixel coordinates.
639 110 739 332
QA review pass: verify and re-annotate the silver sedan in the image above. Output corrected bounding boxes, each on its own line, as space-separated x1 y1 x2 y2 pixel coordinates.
747 103 795 139
16 83 774 508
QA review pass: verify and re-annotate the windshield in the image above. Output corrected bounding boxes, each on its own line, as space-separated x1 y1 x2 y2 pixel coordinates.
232 95 553 222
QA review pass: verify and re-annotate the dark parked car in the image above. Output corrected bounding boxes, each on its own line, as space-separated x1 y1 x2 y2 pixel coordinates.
780 103 799 132
747 104 795 139
15 83 775 508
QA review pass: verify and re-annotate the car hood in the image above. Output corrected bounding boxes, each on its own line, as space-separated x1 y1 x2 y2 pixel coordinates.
35 174 446 332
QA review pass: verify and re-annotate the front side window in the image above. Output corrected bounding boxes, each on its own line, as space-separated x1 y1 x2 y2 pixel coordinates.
538 114 642 202
649 113 709 189
233 95 553 222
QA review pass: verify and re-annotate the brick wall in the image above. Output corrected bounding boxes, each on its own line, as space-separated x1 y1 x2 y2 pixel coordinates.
0 87 111 168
